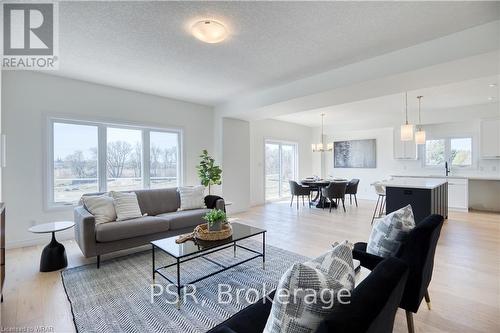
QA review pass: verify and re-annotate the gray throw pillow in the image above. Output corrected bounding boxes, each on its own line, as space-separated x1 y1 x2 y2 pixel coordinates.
263 242 355 333
367 204 416 258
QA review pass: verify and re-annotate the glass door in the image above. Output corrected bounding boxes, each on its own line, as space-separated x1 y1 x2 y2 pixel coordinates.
265 141 297 201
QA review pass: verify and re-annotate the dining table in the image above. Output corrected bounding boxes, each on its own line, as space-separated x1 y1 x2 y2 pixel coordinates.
300 178 348 209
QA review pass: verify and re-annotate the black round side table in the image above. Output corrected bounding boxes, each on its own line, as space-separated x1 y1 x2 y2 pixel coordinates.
28 221 74 272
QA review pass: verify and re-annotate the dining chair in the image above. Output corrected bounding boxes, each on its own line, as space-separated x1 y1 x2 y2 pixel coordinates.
289 180 311 210
345 179 360 207
371 181 386 224
321 182 348 212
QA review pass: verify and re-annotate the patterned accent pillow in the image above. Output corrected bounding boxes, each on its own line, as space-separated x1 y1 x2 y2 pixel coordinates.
367 204 416 258
81 194 116 224
305 241 355 290
110 191 143 221
264 242 355 333
178 186 206 211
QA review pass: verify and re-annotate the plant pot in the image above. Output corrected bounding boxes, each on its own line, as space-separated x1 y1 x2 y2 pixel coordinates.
207 220 222 232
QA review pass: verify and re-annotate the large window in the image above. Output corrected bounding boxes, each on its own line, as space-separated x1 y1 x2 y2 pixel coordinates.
53 123 99 204
150 131 180 189
265 141 297 201
424 137 472 168
107 127 143 192
48 119 182 207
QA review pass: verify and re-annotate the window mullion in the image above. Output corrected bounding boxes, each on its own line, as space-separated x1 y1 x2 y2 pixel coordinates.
98 125 107 193
143 130 151 189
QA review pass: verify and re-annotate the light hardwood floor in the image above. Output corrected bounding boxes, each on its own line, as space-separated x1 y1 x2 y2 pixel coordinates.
1 199 499 332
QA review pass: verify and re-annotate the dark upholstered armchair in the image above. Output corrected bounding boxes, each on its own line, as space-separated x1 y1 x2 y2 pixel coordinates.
208 257 409 333
346 179 360 206
353 214 444 333
321 182 348 212
289 180 311 210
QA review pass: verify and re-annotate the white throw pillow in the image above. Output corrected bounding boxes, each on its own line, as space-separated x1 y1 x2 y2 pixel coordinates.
367 204 416 258
177 186 206 211
81 194 116 224
110 191 143 221
264 241 355 333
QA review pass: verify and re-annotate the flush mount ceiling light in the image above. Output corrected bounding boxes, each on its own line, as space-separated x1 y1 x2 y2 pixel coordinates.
488 83 497 87
191 19 228 43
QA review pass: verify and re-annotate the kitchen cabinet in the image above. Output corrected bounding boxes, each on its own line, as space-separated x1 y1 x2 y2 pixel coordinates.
393 127 417 160
447 178 468 211
480 118 500 159
391 176 468 211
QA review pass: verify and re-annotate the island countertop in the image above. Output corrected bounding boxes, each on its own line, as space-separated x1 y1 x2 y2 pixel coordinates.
380 178 447 190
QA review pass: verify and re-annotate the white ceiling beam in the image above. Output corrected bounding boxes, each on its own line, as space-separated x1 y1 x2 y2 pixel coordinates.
216 21 500 120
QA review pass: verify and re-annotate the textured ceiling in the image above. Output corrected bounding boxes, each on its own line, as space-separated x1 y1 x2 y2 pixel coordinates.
53 1 500 105
275 76 500 127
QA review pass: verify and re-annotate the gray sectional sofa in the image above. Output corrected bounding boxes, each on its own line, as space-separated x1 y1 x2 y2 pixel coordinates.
74 188 225 267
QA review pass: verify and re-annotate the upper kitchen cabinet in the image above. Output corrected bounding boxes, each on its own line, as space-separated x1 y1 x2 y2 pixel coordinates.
480 118 500 159
393 127 418 160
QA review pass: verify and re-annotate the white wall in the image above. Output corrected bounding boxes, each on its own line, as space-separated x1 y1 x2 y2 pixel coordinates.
222 118 250 213
249 119 314 206
2 71 214 248
321 117 500 200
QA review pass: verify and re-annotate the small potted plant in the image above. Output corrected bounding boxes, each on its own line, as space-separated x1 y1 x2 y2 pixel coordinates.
203 209 227 232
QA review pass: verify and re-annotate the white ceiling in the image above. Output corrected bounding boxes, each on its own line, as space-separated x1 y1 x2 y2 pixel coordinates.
274 76 500 127
52 1 500 105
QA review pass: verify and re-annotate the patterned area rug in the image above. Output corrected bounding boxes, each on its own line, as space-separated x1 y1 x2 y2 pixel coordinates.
62 239 308 333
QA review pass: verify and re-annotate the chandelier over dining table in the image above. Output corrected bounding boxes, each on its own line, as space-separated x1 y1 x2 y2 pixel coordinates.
311 113 333 152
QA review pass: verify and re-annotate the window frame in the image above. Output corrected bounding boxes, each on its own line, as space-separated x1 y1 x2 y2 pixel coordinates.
45 116 183 210
423 136 473 169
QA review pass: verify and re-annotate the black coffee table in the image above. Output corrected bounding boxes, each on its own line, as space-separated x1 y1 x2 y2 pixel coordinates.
151 222 266 308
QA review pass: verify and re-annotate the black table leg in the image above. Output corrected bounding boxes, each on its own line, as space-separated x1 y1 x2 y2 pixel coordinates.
40 232 67 272
262 232 266 270
152 244 155 281
176 258 181 309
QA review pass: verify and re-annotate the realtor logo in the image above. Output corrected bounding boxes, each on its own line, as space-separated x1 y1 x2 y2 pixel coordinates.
2 2 59 69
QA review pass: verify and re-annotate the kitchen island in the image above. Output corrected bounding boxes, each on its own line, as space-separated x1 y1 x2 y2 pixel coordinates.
380 178 448 223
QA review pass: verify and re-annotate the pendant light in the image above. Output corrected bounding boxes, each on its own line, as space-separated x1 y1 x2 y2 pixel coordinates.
415 96 426 145
400 92 414 141
312 113 333 152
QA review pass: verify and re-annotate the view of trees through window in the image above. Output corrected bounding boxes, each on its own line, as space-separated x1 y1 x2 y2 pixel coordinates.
265 141 297 201
52 121 180 205
53 123 98 204
106 127 142 192
425 137 472 167
425 139 445 166
450 138 472 166
150 131 179 189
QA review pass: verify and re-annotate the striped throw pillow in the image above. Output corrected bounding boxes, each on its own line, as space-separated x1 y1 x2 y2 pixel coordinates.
110 191 143 221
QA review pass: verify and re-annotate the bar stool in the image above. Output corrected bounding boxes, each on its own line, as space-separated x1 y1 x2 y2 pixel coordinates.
371 182 386 225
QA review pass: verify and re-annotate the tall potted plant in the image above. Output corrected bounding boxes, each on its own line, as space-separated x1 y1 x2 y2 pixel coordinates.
196 149 222 195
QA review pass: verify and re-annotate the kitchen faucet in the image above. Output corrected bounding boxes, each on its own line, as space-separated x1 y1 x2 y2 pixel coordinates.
445 161 450 177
